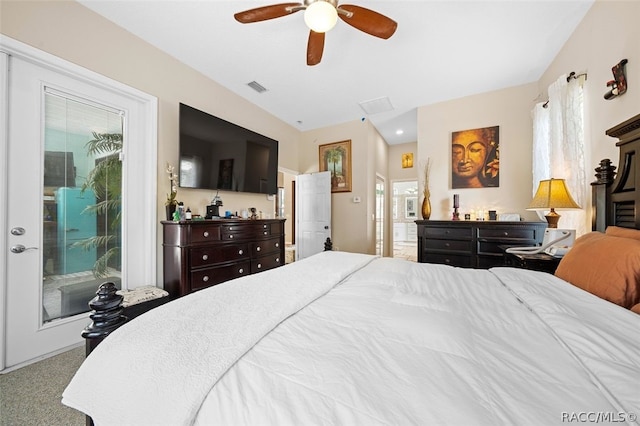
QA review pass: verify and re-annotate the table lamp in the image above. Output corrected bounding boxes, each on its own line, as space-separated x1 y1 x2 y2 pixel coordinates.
527 178 581 228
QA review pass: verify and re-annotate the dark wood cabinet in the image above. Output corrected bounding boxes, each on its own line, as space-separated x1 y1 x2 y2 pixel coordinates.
162 219 286 298
416 220 547 269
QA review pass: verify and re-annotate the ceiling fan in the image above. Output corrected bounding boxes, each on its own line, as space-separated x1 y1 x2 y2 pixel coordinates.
234 0 397 66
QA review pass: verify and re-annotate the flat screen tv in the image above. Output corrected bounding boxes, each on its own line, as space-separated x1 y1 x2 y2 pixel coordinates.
178 103 278 195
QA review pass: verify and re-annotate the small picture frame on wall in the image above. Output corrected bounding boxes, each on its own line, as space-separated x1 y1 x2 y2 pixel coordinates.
319 140 352 193
402 153 414 168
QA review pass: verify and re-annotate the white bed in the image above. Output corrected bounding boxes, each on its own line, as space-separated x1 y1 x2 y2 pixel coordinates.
62 251 640 425
64 114 640 425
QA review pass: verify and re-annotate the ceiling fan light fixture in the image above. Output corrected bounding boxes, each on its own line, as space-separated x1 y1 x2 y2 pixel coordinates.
304 1 338 33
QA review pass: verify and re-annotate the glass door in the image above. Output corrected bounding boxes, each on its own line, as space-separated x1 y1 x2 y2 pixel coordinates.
43 89 123 322
5 55 126 368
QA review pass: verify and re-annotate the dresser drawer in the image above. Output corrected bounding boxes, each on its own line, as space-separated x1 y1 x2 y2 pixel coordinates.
425 239 472 253
477 227 538 240
190 225 221 243
251 253 283 273
190 244 249 268
250 237 282 256
422 253 472 268
423 226 472 240
220 231 254 241
190 261 250 292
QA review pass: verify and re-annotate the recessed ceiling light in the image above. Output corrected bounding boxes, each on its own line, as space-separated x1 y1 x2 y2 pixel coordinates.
396 129 404 135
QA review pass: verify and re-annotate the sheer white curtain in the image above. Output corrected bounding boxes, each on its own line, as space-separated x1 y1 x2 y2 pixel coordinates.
532 74 587 236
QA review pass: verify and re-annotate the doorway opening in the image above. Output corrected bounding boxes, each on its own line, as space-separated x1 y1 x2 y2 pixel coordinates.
392 180 418 261
375 175 385 256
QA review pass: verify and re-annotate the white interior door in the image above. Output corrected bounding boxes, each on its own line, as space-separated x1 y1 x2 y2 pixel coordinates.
295 172 331 260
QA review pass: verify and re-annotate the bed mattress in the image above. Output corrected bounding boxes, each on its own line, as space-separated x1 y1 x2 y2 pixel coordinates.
63 252 640 425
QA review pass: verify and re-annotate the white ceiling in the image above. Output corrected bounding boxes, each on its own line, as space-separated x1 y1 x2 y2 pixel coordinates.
77 0 594 145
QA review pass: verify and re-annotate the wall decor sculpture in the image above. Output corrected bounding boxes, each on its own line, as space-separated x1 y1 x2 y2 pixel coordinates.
604 59 628 100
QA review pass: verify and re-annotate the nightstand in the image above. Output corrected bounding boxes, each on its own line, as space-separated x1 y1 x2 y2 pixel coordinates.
503 250 562 274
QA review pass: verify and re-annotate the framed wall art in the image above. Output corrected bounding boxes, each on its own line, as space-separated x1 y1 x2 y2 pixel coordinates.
319 140 352 193
451 126 499 189
402 153 414 168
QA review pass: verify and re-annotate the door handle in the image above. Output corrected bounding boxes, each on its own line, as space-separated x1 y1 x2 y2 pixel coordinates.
10 244 38 254
324 226 329 229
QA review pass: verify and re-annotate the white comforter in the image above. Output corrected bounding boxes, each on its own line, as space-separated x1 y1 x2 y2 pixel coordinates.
63 252 640 425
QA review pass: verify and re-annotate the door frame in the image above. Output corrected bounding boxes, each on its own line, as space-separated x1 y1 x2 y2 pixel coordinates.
0 35 158 370
0 50 9 372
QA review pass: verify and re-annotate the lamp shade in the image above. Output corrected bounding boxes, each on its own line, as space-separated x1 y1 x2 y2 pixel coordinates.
304 1 338 33
527 178 581 228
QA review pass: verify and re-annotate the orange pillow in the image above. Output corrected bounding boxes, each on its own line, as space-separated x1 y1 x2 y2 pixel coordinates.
605 226 640 241
555 232 640 309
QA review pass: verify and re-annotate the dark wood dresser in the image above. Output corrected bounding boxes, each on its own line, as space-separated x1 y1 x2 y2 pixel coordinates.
162 219 286 298
416 220 547 269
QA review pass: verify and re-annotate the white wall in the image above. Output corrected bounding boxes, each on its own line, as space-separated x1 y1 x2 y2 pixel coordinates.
417 83 540 221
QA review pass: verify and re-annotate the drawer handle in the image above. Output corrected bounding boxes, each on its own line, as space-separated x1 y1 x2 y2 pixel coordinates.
503 232 509 236
445 243 450 247
203 231 209 238
275 257 280 263
202 254 208 261
257 263 262 269
275 242 279 248
256 247 261 252
239 268 244 274
229 235 234 239
263 231 268 235
229 227 234 231
445 259 451 264
263 224 267 229
238 249 244 255
202 275 209 282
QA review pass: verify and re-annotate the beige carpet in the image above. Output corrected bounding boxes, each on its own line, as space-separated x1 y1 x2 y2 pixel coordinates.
0 347 85 426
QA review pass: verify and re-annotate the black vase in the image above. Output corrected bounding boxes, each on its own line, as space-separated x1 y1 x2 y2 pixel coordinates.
165 204 176 221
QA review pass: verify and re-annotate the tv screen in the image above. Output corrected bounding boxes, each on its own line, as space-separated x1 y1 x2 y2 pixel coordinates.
179 103 278 195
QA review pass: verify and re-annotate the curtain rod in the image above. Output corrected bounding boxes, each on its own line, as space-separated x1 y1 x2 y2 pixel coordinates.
540 71 588 108
566 71 587 82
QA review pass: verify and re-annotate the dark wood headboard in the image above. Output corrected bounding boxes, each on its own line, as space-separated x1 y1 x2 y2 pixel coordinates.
592 113 640 232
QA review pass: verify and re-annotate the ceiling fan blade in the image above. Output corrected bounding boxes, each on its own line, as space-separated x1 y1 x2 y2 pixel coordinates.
337 4 397 39
234 3 303 24
307 31 325 66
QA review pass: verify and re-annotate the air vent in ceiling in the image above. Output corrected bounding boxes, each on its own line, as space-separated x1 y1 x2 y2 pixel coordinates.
247 81 268 93
358 96 394 115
